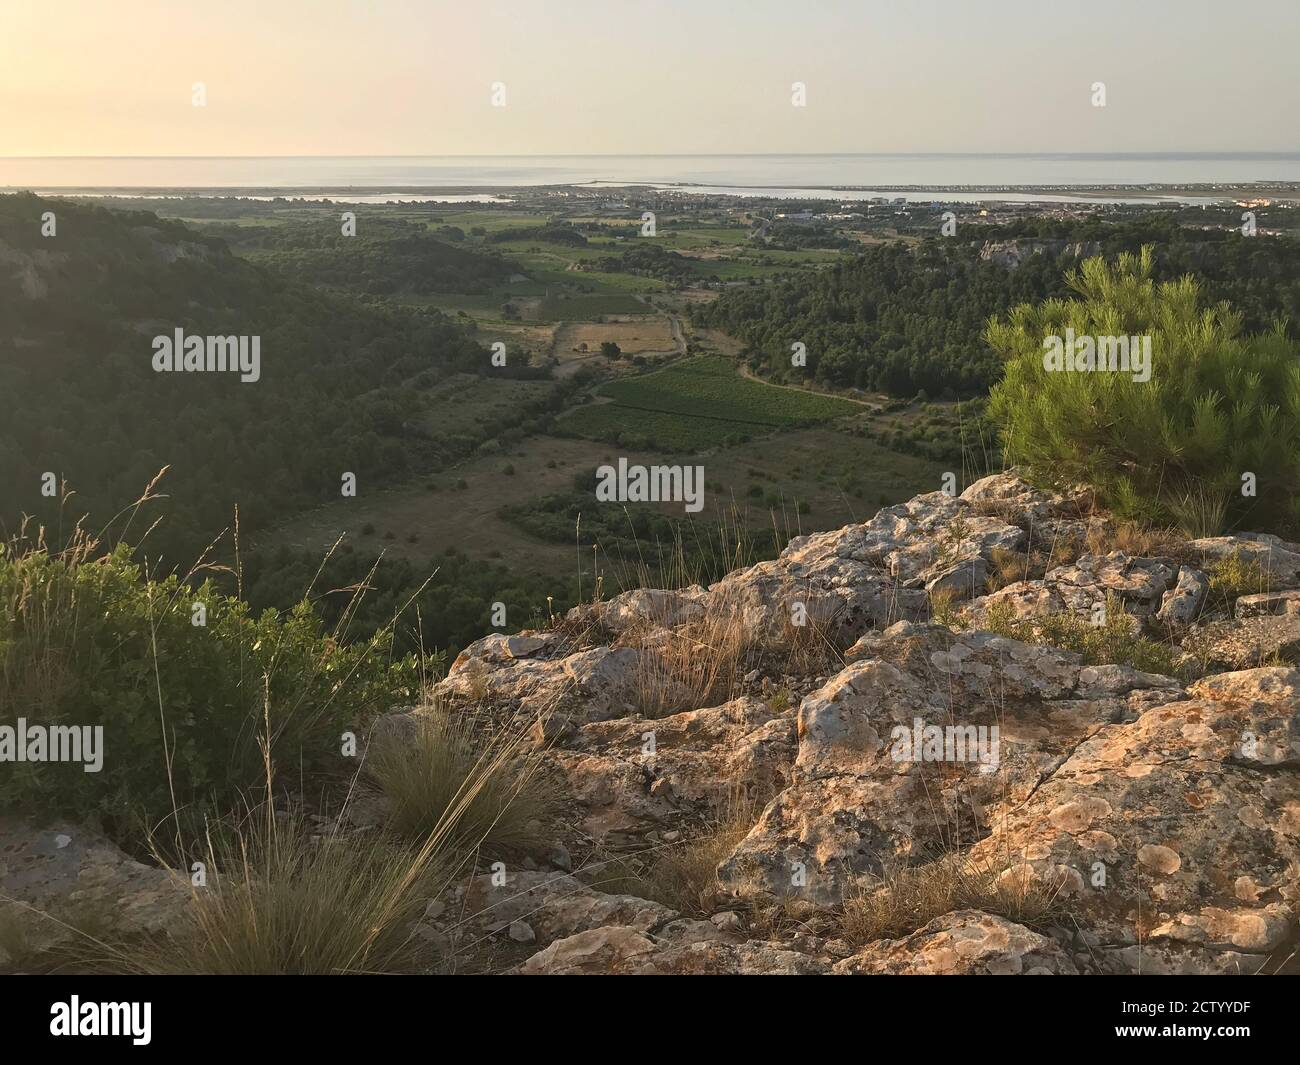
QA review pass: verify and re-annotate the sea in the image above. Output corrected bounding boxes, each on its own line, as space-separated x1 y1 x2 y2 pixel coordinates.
2 154 1298 205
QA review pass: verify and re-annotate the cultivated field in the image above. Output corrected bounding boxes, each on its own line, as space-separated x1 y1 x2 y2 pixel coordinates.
257 435 670 575
559 355 861 448
552 316 680 358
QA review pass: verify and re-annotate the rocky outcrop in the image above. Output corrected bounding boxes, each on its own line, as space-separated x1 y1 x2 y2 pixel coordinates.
0 819 188 967
437 637 660 724
979 239 1102 269
963 666 1300 974
552 695 797 841
718 622 1187 905
1157 566 1210 625
12 473 1299 976
1183 615 1300 673
834 910 1079 975
516 924 834 975
705 486 1033 646
965 551 1181 622
405 471 1300 975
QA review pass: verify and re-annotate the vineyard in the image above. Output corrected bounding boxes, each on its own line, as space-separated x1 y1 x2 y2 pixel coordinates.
560 355 859 448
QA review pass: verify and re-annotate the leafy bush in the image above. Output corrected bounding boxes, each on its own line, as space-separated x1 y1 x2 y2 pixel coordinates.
1204 552 1269 614
0 536 418 835
986 249 1300 536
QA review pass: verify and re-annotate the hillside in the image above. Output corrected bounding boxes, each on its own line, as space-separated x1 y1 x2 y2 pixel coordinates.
0 193 489 563
698 221 1300 398
214 215 521 295
5 472 1298 974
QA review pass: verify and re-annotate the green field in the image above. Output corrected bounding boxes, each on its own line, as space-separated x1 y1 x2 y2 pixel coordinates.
559 356 861 448
536 292 649 318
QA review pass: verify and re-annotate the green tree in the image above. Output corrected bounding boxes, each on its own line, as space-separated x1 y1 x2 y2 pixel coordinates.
986 248 1300 535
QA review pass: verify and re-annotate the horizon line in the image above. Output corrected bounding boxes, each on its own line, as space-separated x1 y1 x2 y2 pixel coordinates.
4 151 1300 161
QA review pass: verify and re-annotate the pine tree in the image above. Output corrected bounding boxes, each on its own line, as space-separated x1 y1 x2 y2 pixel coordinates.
986 247 1300 536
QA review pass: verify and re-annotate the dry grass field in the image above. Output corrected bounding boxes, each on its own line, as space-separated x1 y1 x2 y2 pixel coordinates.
552 315 680 358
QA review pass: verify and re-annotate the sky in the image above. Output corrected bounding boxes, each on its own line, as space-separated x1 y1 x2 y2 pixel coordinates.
2 0 1297 157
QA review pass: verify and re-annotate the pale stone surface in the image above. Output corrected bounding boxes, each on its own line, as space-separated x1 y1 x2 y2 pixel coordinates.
1157 566 1209 625
834 910 1079 975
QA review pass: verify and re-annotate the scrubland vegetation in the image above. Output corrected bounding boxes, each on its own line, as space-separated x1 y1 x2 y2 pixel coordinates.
5 186 1300 975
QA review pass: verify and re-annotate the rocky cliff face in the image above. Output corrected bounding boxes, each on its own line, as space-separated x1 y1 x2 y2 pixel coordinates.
978 239 1104 269
6 473 1298 975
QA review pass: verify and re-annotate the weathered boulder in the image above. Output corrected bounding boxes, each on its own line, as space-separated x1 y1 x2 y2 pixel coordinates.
552 695 797 840
587 586 709 632
1236 589 1300 618
718 623 1185 903
706 488 1032 646
450 870 677 948
834 910 1079 975
448 630 557 671
965 552 1186 628
435 642 667 723
1157 566 1210 625
516 924 832 975
0 818 188 962
965 667 1300 974
959 469 1094 546
516 925 660 974
1181 614 1300 673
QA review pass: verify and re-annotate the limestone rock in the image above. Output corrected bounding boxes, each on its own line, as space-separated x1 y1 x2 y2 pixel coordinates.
1236 589 1300 618
516 925 832 975
834 911 1079 975
435 642 659 723
553 695 797 839
1157 566 1210 625
454 870 677 947
0 818 188 948
964 667 1300 972
1182 614 1300 672
718 623 1180 903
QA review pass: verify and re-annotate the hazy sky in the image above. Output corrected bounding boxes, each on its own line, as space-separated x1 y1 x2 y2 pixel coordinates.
3 0 1297 156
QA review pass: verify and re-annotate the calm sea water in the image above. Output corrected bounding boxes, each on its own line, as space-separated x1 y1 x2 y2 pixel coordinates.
2 154 1297 204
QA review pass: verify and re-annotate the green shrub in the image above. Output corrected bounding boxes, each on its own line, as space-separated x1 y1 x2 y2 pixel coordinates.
1204 552 1269 614
981 594 1178 677
0 538 419 835
986 249 1300 536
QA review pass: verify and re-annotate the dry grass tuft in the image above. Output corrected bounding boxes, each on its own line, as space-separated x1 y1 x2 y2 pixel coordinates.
1205 551 1268 611
637 817 753 918
839 854 1069 947
365 700 560 857
1084 519 1178 559
138 817 446 974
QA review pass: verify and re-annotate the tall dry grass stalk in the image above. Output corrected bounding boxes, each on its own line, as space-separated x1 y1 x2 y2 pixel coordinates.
365 698 560 856
62 687 549 974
